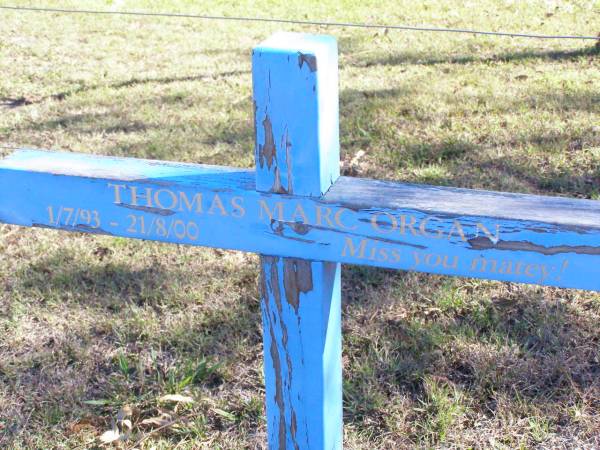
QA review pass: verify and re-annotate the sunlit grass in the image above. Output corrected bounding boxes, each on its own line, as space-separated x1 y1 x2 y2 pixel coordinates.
1 0 599 448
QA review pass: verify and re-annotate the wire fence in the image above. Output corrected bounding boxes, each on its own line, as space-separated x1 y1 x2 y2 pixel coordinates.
0 144 44 152
1 5 599 40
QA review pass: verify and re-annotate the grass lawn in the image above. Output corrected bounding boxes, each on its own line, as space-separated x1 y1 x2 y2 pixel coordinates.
1 0 599 448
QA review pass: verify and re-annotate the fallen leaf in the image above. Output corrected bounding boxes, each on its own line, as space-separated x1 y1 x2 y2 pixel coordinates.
158 394 194 404
350 150 366 166
140 415 173 428
99 429 120 444
83 399 111 406
67 417 98 435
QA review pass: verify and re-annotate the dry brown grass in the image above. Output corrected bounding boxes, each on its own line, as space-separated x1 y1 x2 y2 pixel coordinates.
1 0 599 448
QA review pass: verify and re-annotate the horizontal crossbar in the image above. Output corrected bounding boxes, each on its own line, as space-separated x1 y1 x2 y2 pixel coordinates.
2 149 599 291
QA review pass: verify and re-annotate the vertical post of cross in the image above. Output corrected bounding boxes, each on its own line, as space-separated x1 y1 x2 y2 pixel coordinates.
253 33 342 449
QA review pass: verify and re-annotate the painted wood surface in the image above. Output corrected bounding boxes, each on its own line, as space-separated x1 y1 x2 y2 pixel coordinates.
253 32 339 197
253 33 342 450
1 149 599 291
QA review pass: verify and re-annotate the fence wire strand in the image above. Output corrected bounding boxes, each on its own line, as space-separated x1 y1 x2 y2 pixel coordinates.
1 145 38 151
1 5 599 40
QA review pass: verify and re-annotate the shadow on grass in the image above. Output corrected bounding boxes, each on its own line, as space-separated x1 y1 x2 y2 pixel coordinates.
17 253 173 310
341 266 600 445
12 107 255 163
5 61 597 191
1 247 263 447
338 85 599 198
372 138 599 198
0 69 249 110
16 83 597 177
474 156 600 198
2 242 599 447
22 112 152 135
341 46 599 69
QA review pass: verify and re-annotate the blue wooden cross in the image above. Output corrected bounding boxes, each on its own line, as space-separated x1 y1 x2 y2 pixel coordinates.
1 32 599 449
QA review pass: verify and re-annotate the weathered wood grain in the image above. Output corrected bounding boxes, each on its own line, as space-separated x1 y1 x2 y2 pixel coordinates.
253 32 339 197
254 33 343 450
1 148 599 291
